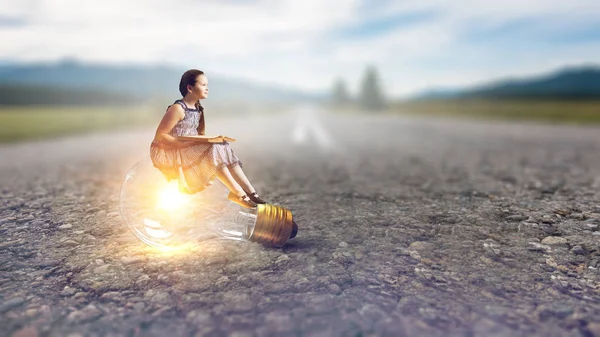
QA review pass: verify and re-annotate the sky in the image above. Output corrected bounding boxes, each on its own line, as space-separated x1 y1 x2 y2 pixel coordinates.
1 0 599 97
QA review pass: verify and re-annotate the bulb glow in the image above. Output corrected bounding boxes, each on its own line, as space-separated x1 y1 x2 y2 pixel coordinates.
156 180 188 211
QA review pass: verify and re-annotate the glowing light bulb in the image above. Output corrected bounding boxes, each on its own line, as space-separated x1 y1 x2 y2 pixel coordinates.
119 157 298 250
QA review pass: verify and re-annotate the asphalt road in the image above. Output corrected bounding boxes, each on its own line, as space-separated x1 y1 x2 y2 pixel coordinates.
2 110 600 337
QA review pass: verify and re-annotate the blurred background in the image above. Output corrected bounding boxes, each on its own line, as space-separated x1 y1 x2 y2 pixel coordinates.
0 0 599 143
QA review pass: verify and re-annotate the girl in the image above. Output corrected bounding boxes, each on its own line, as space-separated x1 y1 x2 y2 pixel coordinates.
150 69 266 208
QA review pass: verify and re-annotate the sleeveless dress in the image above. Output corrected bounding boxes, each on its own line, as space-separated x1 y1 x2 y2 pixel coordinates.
150 100 242 194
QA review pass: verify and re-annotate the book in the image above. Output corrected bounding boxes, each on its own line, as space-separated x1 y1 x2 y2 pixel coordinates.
178 135 236 143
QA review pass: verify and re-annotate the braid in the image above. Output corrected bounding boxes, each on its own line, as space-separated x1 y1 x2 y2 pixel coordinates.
195 100 205 135
195 100 204 112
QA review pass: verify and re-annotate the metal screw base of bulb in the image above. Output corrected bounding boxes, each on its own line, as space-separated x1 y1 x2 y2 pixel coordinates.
249 204 298 247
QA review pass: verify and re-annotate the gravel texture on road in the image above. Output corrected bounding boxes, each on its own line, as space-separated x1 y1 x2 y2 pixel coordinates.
2 113 600 337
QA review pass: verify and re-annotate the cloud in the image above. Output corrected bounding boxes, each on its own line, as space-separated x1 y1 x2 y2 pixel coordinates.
0 0 599 96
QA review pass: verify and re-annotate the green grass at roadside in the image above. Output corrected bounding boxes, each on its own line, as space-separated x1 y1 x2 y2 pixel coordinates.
4 100 600 143
391 99 600 125
0 106 162 143
0 102 289 143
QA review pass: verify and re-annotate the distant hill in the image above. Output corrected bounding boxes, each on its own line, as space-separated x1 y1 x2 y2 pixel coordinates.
409 87 461 100
0 60 323 105
410 65 600 100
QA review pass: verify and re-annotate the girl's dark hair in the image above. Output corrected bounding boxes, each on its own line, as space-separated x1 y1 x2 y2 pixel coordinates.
179 69 204 97
178 69 205 112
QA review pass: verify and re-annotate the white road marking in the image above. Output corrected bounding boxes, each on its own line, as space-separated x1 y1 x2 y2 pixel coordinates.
291 104 337 152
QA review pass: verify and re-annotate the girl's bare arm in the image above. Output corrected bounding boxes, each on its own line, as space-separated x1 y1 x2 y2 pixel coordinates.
153 104 187 147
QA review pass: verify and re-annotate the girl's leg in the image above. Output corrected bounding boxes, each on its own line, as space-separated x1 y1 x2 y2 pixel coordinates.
216 166 256 208
216 166 245 197
229 164 266 204
228 164 256 194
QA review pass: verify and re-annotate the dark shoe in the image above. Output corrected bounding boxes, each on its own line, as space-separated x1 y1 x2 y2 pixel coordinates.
246 191 267 204
228 192 257 208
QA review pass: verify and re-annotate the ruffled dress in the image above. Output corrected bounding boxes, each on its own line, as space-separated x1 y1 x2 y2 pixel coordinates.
150 100 241 193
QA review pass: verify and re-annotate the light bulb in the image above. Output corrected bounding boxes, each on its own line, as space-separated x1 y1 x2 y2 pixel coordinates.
119 157 298 250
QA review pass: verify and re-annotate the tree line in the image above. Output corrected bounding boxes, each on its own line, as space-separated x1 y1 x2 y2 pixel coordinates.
331 65 387 111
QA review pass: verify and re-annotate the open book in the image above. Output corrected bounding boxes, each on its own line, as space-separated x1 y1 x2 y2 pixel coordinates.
178 135 236 143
